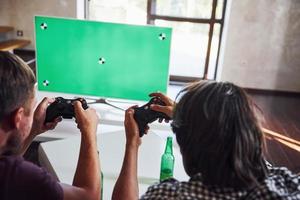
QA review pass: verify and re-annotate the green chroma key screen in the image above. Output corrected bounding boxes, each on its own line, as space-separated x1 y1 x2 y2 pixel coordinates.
35 16 172 101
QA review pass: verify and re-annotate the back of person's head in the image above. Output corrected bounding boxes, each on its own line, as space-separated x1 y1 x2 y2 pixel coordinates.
0 51 36 124
172 80 267 189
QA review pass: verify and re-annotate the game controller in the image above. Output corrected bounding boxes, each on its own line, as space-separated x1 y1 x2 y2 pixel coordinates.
45 97 88 123
134 97 171 137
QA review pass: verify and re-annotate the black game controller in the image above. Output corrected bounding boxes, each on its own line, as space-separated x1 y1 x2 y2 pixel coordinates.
134 97 171 137
45 97 88 123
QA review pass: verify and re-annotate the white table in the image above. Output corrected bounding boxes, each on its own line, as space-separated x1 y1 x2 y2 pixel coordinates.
38 130 189 199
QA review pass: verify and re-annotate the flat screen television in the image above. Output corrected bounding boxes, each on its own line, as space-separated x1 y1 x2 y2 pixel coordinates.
35 16 172 101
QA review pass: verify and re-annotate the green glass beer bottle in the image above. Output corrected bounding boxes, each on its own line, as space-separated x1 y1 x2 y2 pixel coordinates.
101 171 103 200
97 150 103 200
160 136 175 181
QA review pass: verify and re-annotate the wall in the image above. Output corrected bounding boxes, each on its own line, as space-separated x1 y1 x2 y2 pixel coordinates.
0 0 13 41
0 0 76 49
1 0 300 92
220 0 300 92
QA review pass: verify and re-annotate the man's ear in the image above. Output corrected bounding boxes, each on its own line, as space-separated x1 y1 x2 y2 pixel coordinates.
12 107 25 130
0 108 24 131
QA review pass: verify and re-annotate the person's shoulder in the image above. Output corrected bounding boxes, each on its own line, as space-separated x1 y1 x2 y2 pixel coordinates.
0 156 23 179
267 166 300 187
265 162 299 184
0 155 24 165
245 167 300 199
140 178 180 199
0 155 31 176
0 155 63 200
149 178 180 191
0 155 49 182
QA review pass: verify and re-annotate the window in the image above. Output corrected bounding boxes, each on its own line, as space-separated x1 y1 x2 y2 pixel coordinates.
87 0 227 82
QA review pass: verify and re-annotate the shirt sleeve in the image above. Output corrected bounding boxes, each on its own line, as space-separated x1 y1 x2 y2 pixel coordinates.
12 158 63 200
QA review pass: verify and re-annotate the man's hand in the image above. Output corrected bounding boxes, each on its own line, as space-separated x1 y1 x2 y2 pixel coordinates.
124 107 148 148
74 101 99 136
149 92 175 121
31 97 61 137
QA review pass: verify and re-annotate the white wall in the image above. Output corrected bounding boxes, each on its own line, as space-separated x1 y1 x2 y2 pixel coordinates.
220 0 300 92
0 0 76 49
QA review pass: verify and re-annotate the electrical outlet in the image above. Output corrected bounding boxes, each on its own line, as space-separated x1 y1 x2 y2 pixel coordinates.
17 30 23 37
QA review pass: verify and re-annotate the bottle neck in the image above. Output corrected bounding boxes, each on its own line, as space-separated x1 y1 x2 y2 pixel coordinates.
164 137 173 154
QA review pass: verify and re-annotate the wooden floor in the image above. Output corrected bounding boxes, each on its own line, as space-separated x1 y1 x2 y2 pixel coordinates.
248 91 300 173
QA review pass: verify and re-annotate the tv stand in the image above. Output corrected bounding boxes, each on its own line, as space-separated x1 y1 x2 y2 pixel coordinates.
82 97 126 111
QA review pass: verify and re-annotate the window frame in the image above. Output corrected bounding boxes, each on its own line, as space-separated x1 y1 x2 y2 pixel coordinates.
147 0 228 82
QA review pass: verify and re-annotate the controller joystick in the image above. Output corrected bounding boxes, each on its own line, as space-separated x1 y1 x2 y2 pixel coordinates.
133 97 170 137
45 97 88 123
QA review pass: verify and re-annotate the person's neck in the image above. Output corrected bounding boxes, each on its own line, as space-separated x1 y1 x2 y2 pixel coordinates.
0 128 10 156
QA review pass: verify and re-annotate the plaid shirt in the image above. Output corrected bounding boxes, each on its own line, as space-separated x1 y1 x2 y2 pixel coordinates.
140 167 300 200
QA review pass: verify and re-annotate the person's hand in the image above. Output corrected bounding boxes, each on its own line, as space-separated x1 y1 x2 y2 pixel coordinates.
31 97 62 137
149 92 175 122
124 107 149 148
74 101 99 136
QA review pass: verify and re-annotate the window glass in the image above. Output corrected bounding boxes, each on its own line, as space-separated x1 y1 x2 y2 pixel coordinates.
155 20 209 77
88 0 147 25
155 0 213 19
216 0 224 19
